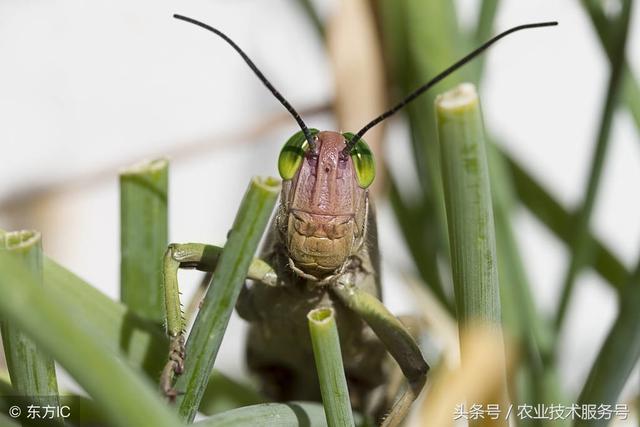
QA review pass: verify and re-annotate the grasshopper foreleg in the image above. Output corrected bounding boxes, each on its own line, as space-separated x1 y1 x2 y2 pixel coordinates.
331 278 428 427
160 242 279 400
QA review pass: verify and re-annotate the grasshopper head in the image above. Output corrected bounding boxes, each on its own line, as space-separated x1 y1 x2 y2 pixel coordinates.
176 14 557 274
277 130 375 276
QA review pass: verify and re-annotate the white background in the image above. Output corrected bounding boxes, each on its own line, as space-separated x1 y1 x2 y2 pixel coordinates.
0 0 638 422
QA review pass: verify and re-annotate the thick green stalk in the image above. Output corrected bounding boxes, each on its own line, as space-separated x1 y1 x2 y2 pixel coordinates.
575 257 640 427
307 308 354 427
120 158 168 324
0 230 60 412
0 249 181 427
436 84 507 425
437 84 501 326
195 402 340 427
175 177 280 421
555 0 633 330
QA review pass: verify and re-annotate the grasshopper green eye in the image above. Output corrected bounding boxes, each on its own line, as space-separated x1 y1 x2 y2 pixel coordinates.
343 132 375 188
278 129 319 180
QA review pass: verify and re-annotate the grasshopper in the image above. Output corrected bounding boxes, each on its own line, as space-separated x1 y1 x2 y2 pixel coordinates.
161 15 556 426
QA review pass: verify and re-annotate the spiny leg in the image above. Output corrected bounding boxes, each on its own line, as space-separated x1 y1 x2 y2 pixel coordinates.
331 280 428 427
160 242 278 400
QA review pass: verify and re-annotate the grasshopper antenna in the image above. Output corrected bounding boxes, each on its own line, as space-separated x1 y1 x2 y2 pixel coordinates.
173 14 317 151
344 21 558 154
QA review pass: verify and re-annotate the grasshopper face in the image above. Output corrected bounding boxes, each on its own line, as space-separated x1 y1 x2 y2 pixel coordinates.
279 131 371 275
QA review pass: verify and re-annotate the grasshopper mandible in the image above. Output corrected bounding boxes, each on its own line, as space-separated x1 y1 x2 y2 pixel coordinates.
161 15 557 426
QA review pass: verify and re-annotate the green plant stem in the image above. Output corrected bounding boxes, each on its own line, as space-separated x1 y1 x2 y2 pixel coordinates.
175 177 280 421
0 228 263 415
294 0 324 38
307 308 354 427
403 0 466 260
554 0 633 331
470 0 500 82
582 0 640 132
473 0 500 43
437 84 501 326
0 375 106 426
436 84 507 425
120 158 168 324
622 71 640 132
575 255 640 427
374 0 469 305
0 230 60 412
44 252 167 377
194 402 350 427
0 248 181 427
504 153 629 290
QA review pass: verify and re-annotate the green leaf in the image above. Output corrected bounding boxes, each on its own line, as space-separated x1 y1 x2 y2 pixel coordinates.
576 260 640 427
582 0 640 132
554 0 633 331
0 231 60 413
0 240 260 418
43 252 168 377
504 153 629 290
0 248 181 427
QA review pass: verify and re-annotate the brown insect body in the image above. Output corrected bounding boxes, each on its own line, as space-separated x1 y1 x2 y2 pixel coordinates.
236 131 387 412
167 15 555 425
